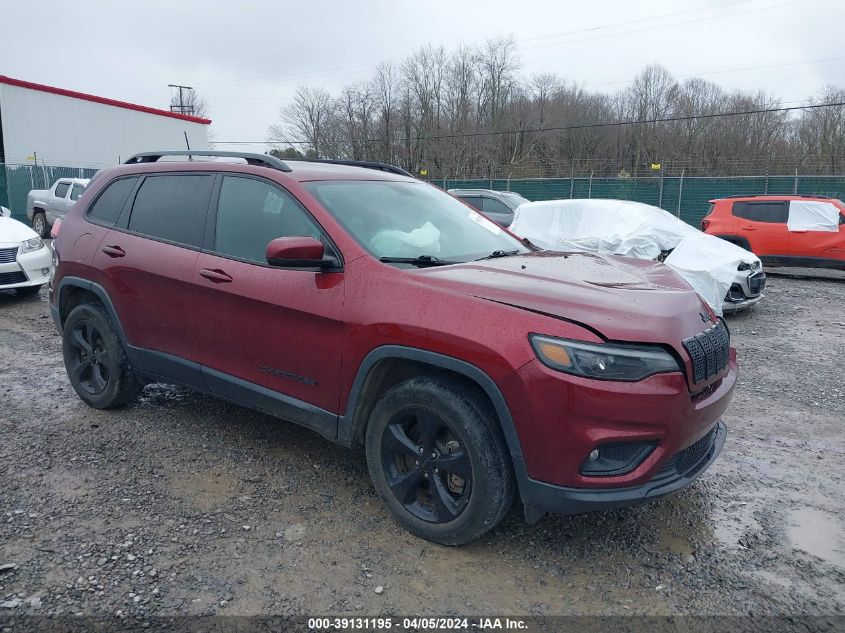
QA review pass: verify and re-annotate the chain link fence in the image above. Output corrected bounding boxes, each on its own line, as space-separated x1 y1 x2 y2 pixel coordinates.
0 164 100 221
436 174 845 226
2 162 843 229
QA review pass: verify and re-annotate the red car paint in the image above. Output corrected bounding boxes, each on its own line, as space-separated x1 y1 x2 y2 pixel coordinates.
51 159 736 512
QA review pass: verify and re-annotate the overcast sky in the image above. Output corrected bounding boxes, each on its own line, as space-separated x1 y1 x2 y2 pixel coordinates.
3 0 843 153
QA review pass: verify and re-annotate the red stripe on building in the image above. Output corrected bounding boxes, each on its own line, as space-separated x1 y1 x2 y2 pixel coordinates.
0 75 212 125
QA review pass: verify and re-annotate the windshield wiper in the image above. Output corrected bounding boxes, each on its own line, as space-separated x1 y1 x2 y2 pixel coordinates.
476 249 521 261
378 255 458 267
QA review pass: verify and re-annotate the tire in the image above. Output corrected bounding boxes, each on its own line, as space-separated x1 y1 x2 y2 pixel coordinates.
62 302 141 409
365 376 515 545
16 284 42 297
32 212 49 238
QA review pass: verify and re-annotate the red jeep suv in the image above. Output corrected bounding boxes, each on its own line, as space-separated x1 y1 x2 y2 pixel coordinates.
50 151 737 544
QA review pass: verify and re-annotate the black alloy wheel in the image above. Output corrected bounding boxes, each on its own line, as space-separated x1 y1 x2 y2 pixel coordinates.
381 407 472 523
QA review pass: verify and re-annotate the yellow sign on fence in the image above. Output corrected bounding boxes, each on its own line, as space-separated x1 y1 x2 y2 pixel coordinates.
650 163 662 170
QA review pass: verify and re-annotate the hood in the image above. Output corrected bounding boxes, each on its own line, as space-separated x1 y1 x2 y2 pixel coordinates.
411 252 716 344
0 216 38 244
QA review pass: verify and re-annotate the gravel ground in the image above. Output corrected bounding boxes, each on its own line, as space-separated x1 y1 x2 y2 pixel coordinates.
0 276 843 623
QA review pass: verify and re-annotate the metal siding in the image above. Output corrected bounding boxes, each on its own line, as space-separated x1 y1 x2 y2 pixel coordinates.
1 84 208 168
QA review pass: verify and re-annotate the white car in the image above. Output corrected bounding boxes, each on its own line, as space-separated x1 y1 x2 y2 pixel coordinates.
0 206 53 296
509 199 765 315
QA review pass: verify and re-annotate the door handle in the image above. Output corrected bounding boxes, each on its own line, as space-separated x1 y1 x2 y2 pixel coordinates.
741 226 756 231
198 268 233 283
791 229 807 233
101 245 125 258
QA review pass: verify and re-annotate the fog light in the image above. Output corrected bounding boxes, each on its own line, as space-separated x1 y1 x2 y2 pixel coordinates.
580 441 657 477
42 268 50 276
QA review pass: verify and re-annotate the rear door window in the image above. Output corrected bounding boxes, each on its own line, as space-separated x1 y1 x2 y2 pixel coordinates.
731 201 788 223
126 175 213 248
87 177 139 226
70 184 85 201
54 182 70 198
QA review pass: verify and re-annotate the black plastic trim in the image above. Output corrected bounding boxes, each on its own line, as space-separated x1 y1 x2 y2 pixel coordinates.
340 345 525 463
760 255 845 270
520 422 726 520
201 365 336 440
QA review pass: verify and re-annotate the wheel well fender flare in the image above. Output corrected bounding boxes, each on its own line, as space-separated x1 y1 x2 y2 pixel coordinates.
56 276 129 346
342 345 524 461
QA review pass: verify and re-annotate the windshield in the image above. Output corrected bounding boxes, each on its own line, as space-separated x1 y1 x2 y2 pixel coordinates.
498 191 529 207
305 181 529 263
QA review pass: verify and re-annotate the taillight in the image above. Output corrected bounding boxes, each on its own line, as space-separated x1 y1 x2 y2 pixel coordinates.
50 218 61 239
700 219 711 232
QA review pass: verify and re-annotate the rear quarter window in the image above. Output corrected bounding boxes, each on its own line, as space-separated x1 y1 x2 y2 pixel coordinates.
86 177 139 226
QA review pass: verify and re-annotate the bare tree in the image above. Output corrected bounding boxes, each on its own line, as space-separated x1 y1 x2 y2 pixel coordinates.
268 86 336 158
265 38 844 178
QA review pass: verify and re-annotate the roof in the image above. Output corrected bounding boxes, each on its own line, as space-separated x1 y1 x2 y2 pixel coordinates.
94 157 417 183
0 75 211 125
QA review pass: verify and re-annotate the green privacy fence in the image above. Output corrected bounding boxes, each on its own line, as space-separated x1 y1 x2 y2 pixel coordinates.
0 164 100 222
439 175 845 226
1 163 843 229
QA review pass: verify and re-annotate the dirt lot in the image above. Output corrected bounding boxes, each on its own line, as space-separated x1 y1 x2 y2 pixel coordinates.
0 276 843 623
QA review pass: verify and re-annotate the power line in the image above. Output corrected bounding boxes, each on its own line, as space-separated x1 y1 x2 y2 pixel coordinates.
521 0 814 51
199 0 782 90
216 100 845 146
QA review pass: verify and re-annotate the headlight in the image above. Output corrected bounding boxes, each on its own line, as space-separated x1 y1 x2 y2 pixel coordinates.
20 237 45 254
530 334 680 381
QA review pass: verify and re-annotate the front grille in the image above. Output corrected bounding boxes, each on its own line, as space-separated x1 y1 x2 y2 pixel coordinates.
0 270 28 285
0 247 18 264
658 425 718 477
748 272 766 295
683 320 730 383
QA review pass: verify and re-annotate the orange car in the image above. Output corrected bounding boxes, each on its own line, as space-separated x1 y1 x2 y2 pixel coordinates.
702 195 845 269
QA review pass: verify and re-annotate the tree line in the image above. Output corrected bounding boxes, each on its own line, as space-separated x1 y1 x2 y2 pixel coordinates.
266 36 845 178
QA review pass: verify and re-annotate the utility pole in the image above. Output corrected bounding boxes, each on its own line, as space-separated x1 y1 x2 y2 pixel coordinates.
168 84 194 115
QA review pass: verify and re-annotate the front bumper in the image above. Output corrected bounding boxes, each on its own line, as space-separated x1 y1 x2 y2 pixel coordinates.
0 243 53 290
517 421 726 518
722 270 766 312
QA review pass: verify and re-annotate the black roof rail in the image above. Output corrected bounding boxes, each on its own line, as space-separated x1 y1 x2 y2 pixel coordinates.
124 151 292 172
299 159 413 177
717 193 829 199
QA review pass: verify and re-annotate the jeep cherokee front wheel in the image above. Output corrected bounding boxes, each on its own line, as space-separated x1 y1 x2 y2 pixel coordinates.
365 376 514 545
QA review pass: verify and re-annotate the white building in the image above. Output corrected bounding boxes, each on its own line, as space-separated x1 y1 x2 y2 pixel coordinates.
0 75 210 169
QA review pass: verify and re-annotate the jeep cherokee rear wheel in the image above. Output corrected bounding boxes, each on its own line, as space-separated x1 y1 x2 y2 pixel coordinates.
365 376 514 545
62 303 141 409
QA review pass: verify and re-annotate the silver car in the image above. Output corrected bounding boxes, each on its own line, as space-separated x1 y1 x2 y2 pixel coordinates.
26 178 89 237
448 188 529 227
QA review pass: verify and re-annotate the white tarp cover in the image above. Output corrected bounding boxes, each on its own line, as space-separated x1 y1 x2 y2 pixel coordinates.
509 199 760 315
787 200 840 232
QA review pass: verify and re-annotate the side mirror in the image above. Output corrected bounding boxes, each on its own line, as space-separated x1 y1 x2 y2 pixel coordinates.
0 207 10 218
266 236 335 269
